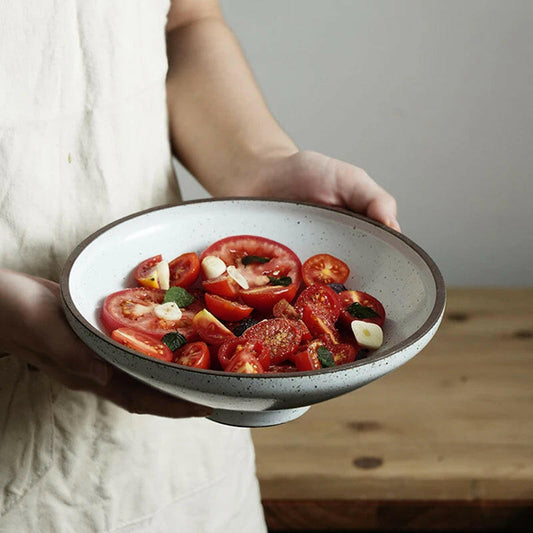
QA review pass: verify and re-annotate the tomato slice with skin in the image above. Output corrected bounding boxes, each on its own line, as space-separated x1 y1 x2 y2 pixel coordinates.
134 255 162 289
192 309 235 346
338 290 386 328
301 304 340 345
202 274 240 300
295 284 342 322
200 235 302 311
302 253 350 286
217 337 270 370
173 341 211 369
329 342 358 366
272 299 312 341
290 339 326 371
102 288 201 341
111 327 173 361
204 293 253 322
169 252 200 288
242 318 302 365
225 349 265 374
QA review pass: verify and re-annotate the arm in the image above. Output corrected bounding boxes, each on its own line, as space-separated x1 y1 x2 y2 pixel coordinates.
165 0 400 231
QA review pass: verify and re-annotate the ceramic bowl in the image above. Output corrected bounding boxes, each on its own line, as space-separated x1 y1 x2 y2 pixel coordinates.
60 198 446 427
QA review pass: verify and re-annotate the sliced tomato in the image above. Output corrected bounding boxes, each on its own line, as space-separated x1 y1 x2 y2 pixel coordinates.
329 342 358 366
202 273 240 300
101 288 200 340
338 290 386 327
302 253 350 286
225 350 265 374
192 309 235 346
301 304 340 345
134 254 162 289
291 350 322 371
111 327 173 361
295 284 342 322
217 337 269 370
173 341 210 369
204 293 253 322
169 252 200 288
272 299 312 341
200 235 301 311
240 284 298 313
242 318 302 365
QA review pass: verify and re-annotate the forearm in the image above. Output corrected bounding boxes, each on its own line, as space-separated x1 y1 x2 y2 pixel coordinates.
166 15 297 195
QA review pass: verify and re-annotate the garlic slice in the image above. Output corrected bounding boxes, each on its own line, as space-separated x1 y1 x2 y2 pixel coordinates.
201 255 227 279
227 265 249 289
156 260 170 290
154 302 182 321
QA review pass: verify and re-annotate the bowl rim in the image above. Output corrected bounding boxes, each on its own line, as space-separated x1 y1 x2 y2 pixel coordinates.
60 197 446 379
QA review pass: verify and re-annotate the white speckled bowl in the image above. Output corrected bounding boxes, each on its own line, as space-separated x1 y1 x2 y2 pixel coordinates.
60 198 445 427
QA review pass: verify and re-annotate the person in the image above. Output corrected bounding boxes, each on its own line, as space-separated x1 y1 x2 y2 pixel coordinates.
0 0 399 531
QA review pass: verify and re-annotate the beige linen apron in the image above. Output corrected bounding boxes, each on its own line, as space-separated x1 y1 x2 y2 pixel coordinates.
0 1 266 531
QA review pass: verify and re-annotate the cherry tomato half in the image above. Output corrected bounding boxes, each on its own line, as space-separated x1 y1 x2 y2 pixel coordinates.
134 254 162 289
169 252 200 288
295 284 342 322
173 341 210 369
338 290 386 327
204 293 253 322
242 318 302 365
302 253 350 286
111 327 173 361
217 337 269 370
225 350 265 374
272 299 312 341
102 288 201 340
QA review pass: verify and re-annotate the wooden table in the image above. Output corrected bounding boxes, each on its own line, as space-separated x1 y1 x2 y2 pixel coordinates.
252 288 533 531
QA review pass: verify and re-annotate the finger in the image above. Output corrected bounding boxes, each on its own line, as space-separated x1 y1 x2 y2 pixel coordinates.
366 190 402 232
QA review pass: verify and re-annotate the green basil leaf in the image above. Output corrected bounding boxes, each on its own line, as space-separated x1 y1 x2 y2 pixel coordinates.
241 255 271 266
162 331 187 352
163 287 195 308
317 346 335 367
268 275 292 287
346 301 380 319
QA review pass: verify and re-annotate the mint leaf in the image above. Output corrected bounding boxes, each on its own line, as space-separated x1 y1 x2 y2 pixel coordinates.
346 302 380 319
164 287 195 308
317 346 335 367
268 275 292 287
162 331 187 351
242 255 270 266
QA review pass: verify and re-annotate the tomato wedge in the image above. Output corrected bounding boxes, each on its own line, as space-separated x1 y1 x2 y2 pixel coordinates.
302 253 350 286
272 299 312 341
301 304 340 345
134 255 162 289
101 288 201 340
202 274 240 300
295 284 342 322
192 309 235 346
290 339 325 371
169 252 200 288
111 327 173 361
204 293 253 322
173 341 211 369
242 318 302 365
338 290 386 327
200 235 302 311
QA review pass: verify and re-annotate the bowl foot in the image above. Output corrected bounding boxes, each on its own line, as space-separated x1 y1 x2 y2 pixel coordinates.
208 406 310 428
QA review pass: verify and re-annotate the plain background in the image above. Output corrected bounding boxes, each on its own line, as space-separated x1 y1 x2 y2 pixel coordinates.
174 0 533 287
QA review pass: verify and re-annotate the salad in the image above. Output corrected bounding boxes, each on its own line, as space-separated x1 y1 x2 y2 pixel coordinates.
101 235 386 374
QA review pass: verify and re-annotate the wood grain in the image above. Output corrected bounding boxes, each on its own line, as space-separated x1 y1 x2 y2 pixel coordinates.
252 288 533 530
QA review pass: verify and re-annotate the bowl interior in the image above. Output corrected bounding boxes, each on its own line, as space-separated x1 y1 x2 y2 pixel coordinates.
66 199 440 357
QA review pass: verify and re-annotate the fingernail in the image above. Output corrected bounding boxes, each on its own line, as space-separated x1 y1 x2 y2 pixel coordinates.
92 358 112 385
386 218 401 232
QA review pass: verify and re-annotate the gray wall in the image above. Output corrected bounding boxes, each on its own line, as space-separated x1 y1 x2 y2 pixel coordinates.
175 0 533 287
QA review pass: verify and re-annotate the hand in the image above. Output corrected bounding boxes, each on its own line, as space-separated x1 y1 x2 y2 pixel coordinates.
243 150 401 232
0 269 212 419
